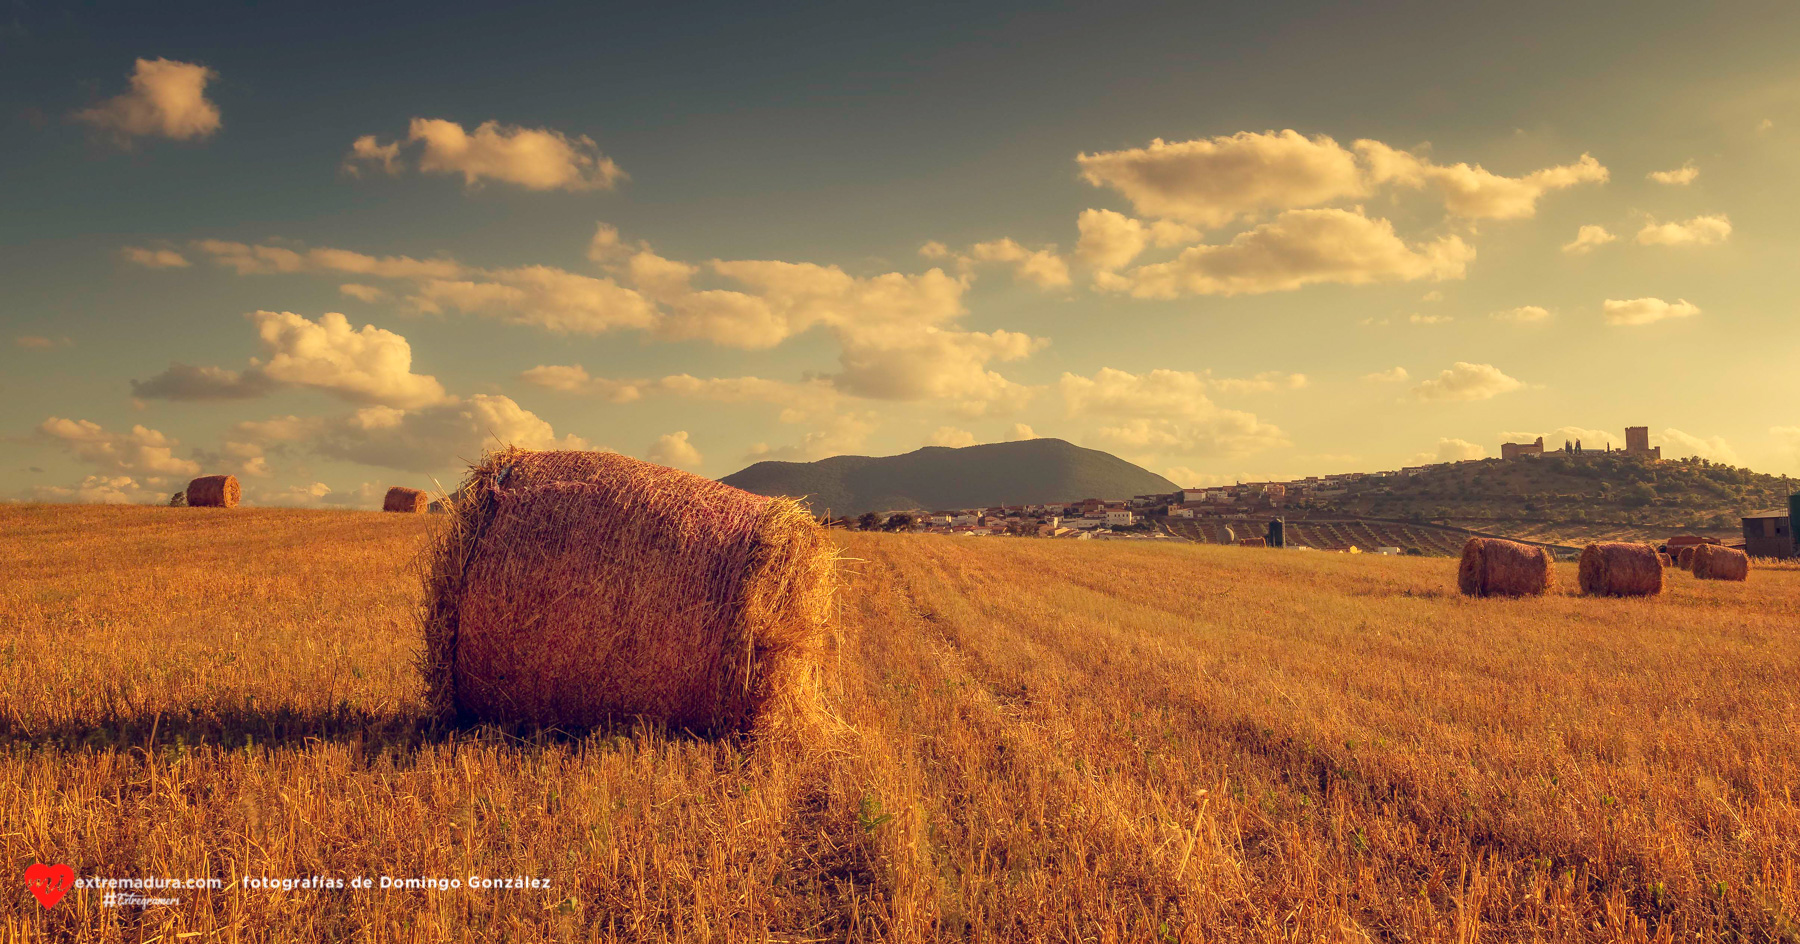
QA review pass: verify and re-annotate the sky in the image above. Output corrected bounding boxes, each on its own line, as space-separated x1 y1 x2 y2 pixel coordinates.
5 0 1799 507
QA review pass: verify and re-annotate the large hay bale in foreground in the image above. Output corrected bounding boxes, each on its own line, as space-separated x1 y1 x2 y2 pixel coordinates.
383 486 429 513
1675 545 1697 569
421 448 836 735
1690 544 1749 581
1457 537 1555 597
1578 543 1663 597
184 474 239 508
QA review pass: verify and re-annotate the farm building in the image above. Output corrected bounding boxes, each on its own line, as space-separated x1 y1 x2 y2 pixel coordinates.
1742 510 1794 559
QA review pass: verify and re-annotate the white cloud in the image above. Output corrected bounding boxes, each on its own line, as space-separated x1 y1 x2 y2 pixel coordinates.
1653 429 1737 464
33 475 163 505
832 326 1042 416
962 238 1071 289
1364 367 1409 382
409 266 657 335
1492 305 1550 323
306 395 591 473
74 58 220 143
647 431 702 469
1409 313 1452 325
122 246 190 268
1359 142 1609 219
1435 438 1486 461
927 426 977 448
36 418 200 478
1112 208 1473 298
1603 297 1700 326
254 482 334 507
746 412 878 462
339 283 388 303
1209 371 1308 394
249 311 448 408
1058 368 1286 459
347 119 626 192
1410 362 1524 401
1647 163 1699 185
193 240 465 279
1562 225 1617 254
1635 215 1731 247
130 363 275 400
517 364 643 402
1078 131 1367 228
1005 423 1039 441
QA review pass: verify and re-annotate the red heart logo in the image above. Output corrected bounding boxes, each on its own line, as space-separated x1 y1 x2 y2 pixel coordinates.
24 863 74 909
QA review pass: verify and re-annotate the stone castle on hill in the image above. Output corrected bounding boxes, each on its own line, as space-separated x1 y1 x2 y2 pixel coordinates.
1501 426 1660 461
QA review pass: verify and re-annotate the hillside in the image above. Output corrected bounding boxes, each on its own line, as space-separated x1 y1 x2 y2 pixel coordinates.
720 438 1178 514
1303 454 1794 542
6 506 1798 940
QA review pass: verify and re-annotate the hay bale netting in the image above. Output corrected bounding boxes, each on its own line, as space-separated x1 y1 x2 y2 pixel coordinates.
383 486 429 513
421 448 836 736
1457 537 1556 597
1690 544 1750 581
1676 545 1698 569
1577 542 1664 597
184 474 239 508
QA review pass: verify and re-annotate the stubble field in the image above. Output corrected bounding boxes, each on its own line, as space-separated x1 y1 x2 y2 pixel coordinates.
2 504 1797 942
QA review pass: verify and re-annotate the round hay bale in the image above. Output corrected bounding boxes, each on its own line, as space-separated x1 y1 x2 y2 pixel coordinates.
1578 542 1663 597
1457 537 1556 597
1690 544 1749 581
421 448 836 736
1658 552 1672 567
1675 545 1697 569
184 474 239 508
1237 537 1266 547
383 486 429 513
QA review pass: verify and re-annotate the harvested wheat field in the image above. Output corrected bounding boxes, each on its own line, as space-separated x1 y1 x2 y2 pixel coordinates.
3 505 1799 943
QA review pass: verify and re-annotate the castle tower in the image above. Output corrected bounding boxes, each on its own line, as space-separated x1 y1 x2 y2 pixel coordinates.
1625 426 1649 453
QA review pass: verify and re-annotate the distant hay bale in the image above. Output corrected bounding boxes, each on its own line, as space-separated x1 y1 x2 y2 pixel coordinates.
1690 544 1749 581
1237 537 1266 547
1457 537 1555 597
420 448 836 737
383 486 429 514
1675 545 1697 569
1658 552 1673 567
427 500 448 515
1578 543 1663 597
184 474 239 508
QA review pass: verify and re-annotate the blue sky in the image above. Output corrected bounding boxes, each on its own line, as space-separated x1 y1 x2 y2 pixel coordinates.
5 1 1798 505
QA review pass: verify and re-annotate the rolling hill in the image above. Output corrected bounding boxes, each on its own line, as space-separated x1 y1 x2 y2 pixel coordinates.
719 438 1178 514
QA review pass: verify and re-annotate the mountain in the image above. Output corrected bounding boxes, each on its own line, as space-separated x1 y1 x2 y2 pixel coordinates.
719 439 1179 515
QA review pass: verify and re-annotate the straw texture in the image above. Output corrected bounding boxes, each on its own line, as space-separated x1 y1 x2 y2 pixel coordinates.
1457 537 1556 597
1578 543 1663 597
383 486 429 513
185 474 239 508
1675 545 1697 569
420 448 836 736
1690 544 1749 581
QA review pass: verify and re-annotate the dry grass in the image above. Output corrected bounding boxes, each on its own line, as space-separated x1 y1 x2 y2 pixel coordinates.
3 505 1798 942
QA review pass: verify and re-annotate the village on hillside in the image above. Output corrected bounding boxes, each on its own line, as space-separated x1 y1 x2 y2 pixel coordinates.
825 426 1798 559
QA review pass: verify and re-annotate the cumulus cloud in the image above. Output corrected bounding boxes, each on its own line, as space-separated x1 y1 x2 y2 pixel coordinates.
1562 225 1617 254
1005 423 1038 441
923 427 974 448
1359 142 1608 219
339 283 388 303
36 418 200 477
1603 297 1700 326
408 266 656 335
1409 313 1452 325
298 395 589 473
1648 162 1699 185
746 412 878 462
1654 429 1737 463
832 326 1042 416
74 58 221 144
1074 209 1199 271
1078 131 1367 228
1364 367 1408 382
1492 305 1550 323
251 311 448 407
961 239 1071 289
1434 438 1486 462
346 118 625 192
1635 215 1731 247
517 364 643 401
1058 368 1286 459
33 475 163 505
130 363 276 400
193 240 465 279
1111 208 1473 298
647 431 702 469
1410 362 1524 401
122 246 190 268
